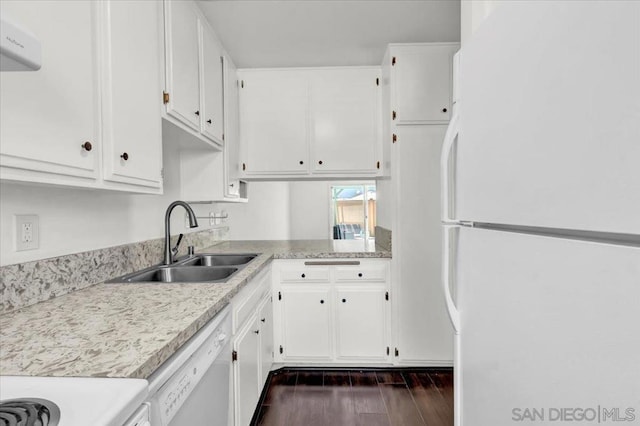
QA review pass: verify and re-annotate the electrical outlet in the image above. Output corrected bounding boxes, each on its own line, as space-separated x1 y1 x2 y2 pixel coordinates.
15 214 39 251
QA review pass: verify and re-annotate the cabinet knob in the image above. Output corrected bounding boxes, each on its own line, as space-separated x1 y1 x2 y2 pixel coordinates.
120 152 129 161
230 183 234 187
81 141 92 152
442 107 448 113
195 110 200 116
299 160 304 165
261 318 266 323
342 298 347 303
207 119 212 124
254 330 260 334
301 273 306 278
318 160 323 165
358 272 363 277
320 299 325 304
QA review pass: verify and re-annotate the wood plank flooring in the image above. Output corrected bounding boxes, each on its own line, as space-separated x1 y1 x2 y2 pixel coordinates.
253 369 453 426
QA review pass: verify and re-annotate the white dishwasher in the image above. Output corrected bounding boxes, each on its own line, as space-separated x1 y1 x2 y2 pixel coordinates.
147 306 232 426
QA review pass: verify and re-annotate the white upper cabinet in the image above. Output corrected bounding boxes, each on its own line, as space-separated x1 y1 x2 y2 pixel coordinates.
0 0 163 193
311 68 381 174
222 54 245 199
164 0 201 131
238 67 382 179
390 43 459 124
99 0 163 190
200 24 224 144
179 53 248 203
162 0 224 149
239 70 310 175
0 0 99 185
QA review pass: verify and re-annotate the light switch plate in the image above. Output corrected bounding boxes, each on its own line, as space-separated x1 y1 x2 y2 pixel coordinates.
15 214 39 251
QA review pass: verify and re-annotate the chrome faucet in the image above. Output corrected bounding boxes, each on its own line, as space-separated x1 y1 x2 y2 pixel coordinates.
164 201 198 265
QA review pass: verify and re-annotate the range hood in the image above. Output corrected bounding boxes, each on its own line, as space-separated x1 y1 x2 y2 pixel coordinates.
1 13 41 71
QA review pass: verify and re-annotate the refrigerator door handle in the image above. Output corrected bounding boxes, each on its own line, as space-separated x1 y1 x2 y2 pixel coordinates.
443 224 460 333
441 111 460 224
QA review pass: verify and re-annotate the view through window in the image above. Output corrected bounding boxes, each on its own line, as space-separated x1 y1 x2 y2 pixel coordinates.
330 183 376 247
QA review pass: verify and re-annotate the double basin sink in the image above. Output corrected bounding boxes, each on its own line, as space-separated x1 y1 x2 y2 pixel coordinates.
108 254 258 283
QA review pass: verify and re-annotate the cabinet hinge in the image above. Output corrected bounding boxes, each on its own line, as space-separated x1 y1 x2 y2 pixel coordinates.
242 163 246 171
222 133 225 141
160 168 164 179
162 91 169 104
385 291 389 301
241 80 244 88
392 111 397 120
278 291 282 301
386 346 390 356
395 348 399 357
392 56 396 66
376 77 379 86
232 350 238 362
392 134 397 144
279 345 283 354
376 161 380 170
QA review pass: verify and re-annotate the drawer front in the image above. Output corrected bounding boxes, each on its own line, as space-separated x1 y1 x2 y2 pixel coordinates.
335 264 387 282
280 267 330 283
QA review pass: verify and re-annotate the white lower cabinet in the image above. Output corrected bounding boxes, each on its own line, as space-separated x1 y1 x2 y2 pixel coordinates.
335 287 387 361
231 266 273 426
279 286 332 360
258 296 274 386
273 259 391 364
233 315 261 426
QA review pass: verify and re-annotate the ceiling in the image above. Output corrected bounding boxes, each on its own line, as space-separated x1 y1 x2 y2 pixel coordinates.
198 1 461 68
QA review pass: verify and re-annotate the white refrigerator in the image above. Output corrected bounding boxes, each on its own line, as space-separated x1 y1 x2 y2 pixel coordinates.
442 2 640 425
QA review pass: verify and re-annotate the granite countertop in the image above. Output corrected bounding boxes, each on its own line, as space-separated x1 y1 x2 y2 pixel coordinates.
0 240 390 379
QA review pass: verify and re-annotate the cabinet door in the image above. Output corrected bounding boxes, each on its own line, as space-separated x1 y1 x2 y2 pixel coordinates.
280 286 331 360
239 71 309 175
311 68 381 174
258 296 274 386
0 0 98 183
393 44 458 124
234 316 260 426
200 22 224 144
223 55 241 197
394 125 453 363
164 0 200 130
100 0 162 190
335 287 387 360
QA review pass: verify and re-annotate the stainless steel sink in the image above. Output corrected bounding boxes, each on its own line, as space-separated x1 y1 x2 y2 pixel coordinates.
179 254 257 267
110 265 239 283
107 253 258 283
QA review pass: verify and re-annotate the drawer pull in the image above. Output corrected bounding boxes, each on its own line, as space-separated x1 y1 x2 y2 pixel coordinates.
304 261 361 266
358 273 363 277
342 298 347 303
301 273 306 278
320 299 324 304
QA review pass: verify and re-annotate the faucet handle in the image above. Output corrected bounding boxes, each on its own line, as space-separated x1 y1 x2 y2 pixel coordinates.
172 233 184 255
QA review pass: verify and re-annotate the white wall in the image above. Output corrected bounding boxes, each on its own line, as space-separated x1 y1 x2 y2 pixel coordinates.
289 181 331 240
461 0 497 45
223 181 291 241
0 140 217 266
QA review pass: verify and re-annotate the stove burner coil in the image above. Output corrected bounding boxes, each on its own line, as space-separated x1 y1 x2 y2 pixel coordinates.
0 398 60 426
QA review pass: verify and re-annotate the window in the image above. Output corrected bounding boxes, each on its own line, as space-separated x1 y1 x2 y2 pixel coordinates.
330 183 376 248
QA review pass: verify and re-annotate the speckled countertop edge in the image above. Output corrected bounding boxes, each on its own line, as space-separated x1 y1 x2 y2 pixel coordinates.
0 240 390 379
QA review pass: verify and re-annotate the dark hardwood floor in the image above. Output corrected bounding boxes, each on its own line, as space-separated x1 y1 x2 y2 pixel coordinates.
252 369 454 426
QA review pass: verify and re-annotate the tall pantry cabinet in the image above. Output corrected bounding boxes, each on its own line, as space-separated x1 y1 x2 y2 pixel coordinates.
380 43 459 365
